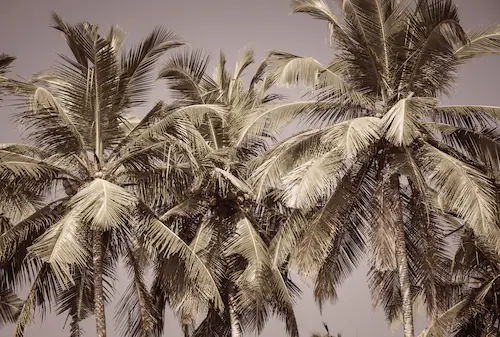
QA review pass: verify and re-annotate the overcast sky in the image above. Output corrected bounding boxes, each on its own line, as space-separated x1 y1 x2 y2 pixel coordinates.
1 0 500 336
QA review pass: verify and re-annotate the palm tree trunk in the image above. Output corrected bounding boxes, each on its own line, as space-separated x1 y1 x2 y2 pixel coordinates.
229 293 241 337
182 324 190 337
93 230 107 337
391 175 414 337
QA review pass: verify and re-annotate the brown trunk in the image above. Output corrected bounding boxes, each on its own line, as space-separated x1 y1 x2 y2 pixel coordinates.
182 324 190 337
229 293 241 337
391 175 414 337
93 230 107 337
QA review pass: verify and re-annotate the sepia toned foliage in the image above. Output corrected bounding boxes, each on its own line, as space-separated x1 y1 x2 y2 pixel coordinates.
0 1 499 337
250 1 500 337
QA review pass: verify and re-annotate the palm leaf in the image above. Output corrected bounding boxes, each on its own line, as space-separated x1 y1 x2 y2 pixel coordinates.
115 242 158 337
417 143 499 252
381 97 437 146
454 25 500 60
282 117 380 208
136 202 224 310
13 264 59 337
118 27 184 108
0 287 21 327
266 51 368 104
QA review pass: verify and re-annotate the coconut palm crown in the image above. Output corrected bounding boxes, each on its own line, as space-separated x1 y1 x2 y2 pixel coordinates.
149 47 315 337
247 1 500 337
0 14 226 337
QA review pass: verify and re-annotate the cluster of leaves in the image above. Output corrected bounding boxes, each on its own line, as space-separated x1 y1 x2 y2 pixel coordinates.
1 0 500 337
246 0 500 336
0 11 311 337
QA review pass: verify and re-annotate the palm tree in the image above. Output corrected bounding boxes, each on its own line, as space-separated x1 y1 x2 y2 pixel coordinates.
249 1 500 337
149 48 312 337
0 14 223 337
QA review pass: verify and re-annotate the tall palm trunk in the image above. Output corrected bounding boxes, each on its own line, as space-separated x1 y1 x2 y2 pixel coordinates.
229 292 241 337
93 230 107 337
92 54 106 337
391 175 414 337
182 323 191 337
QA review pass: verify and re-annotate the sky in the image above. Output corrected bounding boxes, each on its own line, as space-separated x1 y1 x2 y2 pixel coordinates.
1 0 500 336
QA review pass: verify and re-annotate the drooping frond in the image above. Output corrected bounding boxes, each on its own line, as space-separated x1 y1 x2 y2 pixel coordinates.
403 0 468 97
226 213 269 284
431 105 500 128
0 287 21 327
66 178 137 231
281 117 380 208
291 0 350 46
266 51 368 105
115 242 158 337
0 199 66 287
426 122 500 170
28 213 88 285
454 25 500 60
56 267 94 337
291 159 374 282
417 143 499 251
382 97 437 147
136 202 224 310
13 264 59 337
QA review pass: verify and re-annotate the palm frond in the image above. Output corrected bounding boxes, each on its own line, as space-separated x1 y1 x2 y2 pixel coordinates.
266 51 368 105
404 0 468 96
454 25 500 60
417 143 499 252
382 97 437 146
158 48 212 101
233 101 322 146
426 122 500 170
291 159 374 282
136 202 224 310
432 105 500 127
0 287 21 327
291 0 349 43
67 178 137 231
115 242 158 337
56 267 94 337
13 264 59 337
118 27 184 108
282 117 380 208
28 213 88 285
0 54 15 80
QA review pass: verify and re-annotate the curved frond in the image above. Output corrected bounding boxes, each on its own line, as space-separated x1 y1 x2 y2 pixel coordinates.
28 213 88 285
158 48 212 101
67 178 137 231
282 117 380 208
417 143 499 251
382 97 437 146
118 27 184 108
115 243 158 337
13 264 59 337
0 288 21 327
136 202 224 310
266 51 368 104
454 25 500 60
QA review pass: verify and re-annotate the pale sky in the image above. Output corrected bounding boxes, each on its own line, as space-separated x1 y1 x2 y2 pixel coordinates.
1 0 499 336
